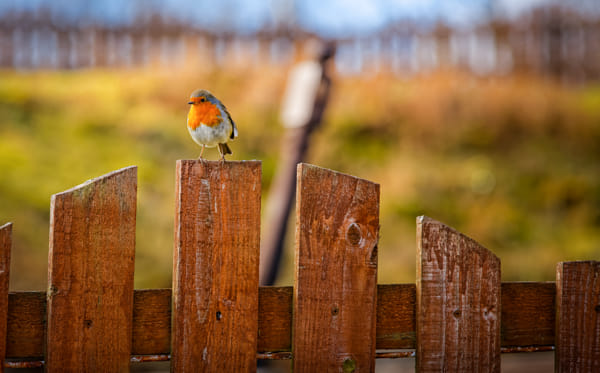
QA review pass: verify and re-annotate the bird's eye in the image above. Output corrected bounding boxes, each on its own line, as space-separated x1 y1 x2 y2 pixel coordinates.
199 97 206 102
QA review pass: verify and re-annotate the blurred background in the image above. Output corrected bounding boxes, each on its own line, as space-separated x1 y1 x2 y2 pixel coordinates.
0 0 599 295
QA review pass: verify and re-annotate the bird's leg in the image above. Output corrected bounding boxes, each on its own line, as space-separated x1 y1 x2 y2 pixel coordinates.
218 145 226 163
198 145 205 160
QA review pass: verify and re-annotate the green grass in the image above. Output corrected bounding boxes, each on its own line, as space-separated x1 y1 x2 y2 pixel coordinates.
1 68 599 289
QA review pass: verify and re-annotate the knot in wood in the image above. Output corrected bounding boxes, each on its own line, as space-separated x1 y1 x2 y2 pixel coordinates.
331 305 339 316
346 223 361 246
452 309 461 318
342 358 356 372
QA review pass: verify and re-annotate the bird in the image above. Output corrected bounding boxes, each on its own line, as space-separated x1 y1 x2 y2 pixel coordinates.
187 89 238 160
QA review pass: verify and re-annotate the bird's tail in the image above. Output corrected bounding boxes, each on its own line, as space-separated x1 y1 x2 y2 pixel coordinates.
218 143 232 156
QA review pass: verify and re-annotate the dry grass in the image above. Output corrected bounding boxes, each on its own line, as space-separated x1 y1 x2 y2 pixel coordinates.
0 67 598 289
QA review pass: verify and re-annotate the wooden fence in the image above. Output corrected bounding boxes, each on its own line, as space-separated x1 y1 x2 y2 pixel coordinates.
1 161 599 371
2 8 600 82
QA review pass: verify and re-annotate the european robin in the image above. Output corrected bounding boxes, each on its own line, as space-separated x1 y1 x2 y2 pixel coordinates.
187 89 238 160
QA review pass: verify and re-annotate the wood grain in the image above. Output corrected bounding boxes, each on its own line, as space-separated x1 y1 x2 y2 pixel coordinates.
258 286 292 352
376 284 416 349
132 289 171 355
293 163 380 372
171 160 261 372
46 166 137 372
501 282 555 347
0 223 12 366
4 282 561 359
416 216 501 373
556 261 600 372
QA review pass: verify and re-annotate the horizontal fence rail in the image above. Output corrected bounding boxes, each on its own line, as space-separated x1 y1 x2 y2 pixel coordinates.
5 283 557 359
1 162 599 371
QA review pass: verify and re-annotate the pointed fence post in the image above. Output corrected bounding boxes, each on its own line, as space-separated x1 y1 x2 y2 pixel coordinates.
416 216 501 372
0 223 12 367
171 160 261 372
45 166 137 372
292 163 380 372
556 261 600 372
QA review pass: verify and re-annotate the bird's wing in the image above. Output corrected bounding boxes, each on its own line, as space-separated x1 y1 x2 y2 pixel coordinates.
223 105 238 139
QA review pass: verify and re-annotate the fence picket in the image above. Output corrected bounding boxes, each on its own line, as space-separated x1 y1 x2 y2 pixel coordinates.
416 216 501 372
292 163 380 372
45 166 137 372
171 160 261 372
556 261 600 372
0 223 11 367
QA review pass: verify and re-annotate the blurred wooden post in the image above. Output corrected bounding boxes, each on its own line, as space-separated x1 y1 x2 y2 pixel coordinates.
171 160 261 372
260 42 335 285
416 216 501 372
556 261 600 372
292 163 379 371
46 166 137 372
0 223 12 367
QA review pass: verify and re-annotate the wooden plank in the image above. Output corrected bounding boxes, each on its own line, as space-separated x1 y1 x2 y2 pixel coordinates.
0 223 12 367
171 160 261 372
501 282 555 347
132 289 171 355
46 166 137 372
6 292 46 358
377 284 416 349
293 163 380 372
258 286 292 352
416 216 501 373
556 261 600 372
5 283 558 359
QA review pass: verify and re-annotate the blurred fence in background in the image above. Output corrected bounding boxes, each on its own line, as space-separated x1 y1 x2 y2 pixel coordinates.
1 6 599 82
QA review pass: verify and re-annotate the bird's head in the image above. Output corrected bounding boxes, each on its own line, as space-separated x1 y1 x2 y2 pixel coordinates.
188 89 217 105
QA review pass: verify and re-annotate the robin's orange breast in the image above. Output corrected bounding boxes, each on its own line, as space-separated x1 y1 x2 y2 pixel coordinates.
187 101 222 130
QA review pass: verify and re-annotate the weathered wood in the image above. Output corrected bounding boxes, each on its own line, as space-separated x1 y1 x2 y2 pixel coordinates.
258 286 292 352
556 261 600 372
501 282 555 347
377 284 416 349
171 160 261 372
5 283 559 359
416 216 501 372
6 292 46 358
132 289 171 355
0 223 12 367
293 163 380 372
46 166 137 372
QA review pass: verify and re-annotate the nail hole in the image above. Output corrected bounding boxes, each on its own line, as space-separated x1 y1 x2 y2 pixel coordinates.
84 319 93 328
216 311 222 321
453 309 461 318
595 305 600 313
331 306 339 316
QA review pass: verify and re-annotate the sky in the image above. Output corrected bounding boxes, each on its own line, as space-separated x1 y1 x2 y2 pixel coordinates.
1 0 594 36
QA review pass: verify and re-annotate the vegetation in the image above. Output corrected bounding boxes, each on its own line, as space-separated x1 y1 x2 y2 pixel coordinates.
1 67 599 289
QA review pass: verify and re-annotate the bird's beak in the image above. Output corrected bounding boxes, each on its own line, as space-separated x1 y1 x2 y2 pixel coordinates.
188 101 194 104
